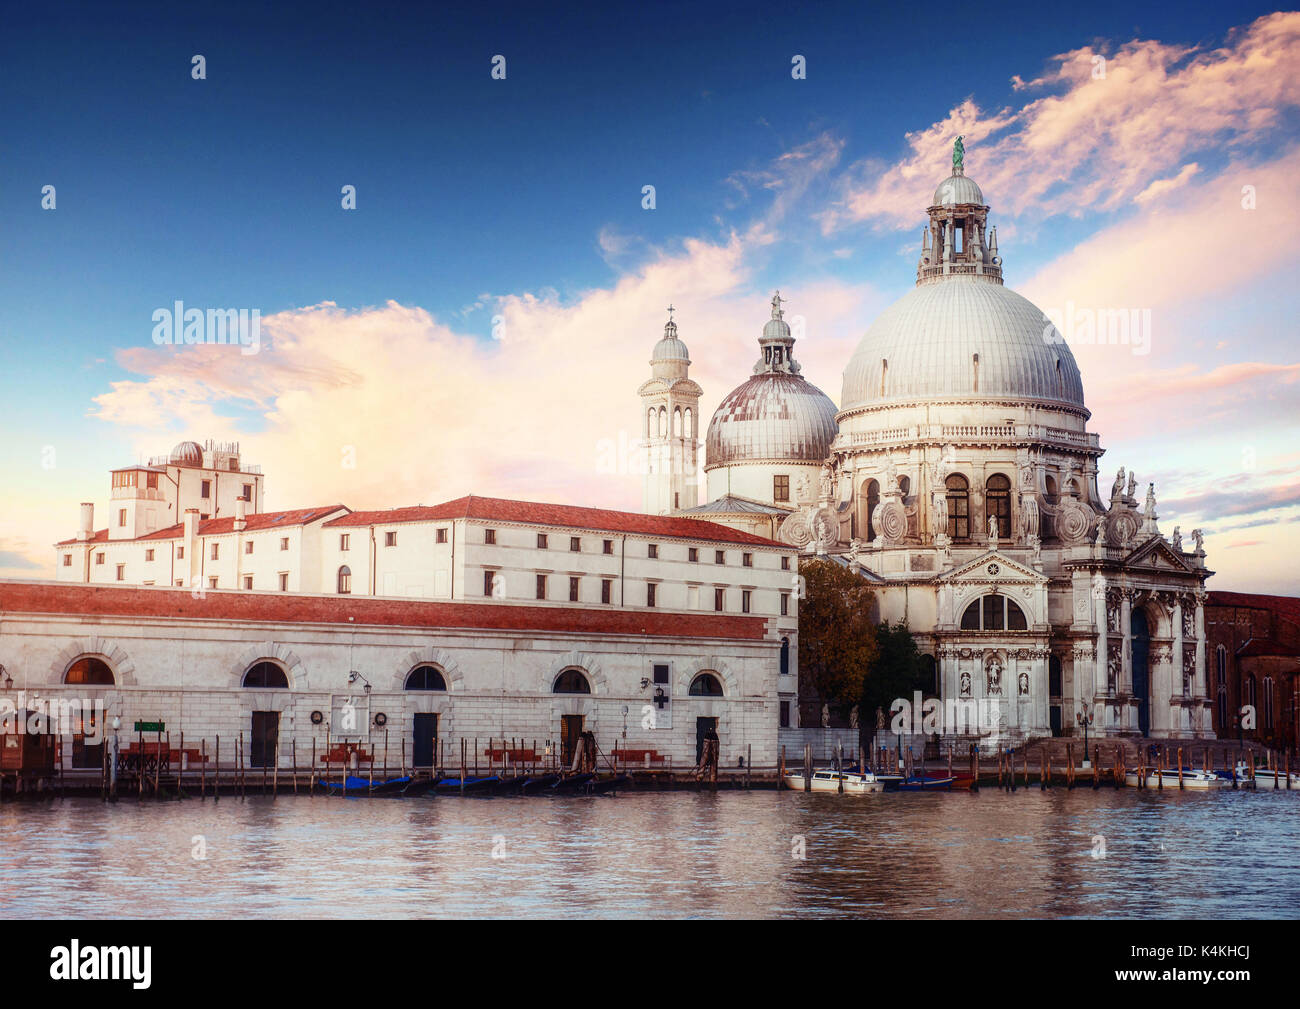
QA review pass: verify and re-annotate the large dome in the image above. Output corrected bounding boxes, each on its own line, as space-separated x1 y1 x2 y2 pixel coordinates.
840 276 1087 415
706 373 839 467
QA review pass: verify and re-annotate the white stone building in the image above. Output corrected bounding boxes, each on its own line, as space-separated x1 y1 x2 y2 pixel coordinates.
649 143 1213 747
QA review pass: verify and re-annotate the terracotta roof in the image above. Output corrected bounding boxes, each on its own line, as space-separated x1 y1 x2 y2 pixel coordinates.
1208 591 1300 626
0 580 770 641
56 506 348 546
1236 637 1300 659
323 494 785 546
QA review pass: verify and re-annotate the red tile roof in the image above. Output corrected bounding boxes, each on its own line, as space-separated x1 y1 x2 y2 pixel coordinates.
1208 591 1300 626
55 506 349 546
0 580 770 641
323 494 784 546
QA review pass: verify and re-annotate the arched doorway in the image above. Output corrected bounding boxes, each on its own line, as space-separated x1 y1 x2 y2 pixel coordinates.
1131 609 1151 736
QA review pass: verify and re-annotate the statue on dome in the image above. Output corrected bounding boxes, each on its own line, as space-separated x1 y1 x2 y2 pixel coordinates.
1171 526 1183 552
953 135 965 172
1111 467 1125 500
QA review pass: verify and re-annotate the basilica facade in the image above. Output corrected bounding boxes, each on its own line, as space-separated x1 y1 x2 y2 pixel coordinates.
644 143 1214 746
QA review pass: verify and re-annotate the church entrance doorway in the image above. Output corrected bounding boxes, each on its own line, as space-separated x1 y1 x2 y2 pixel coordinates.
560 714 584 769
1131 609 1151 736
1049 655 1063 737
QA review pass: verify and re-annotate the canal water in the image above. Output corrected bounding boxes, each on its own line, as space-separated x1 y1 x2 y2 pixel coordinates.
2 789 1297 918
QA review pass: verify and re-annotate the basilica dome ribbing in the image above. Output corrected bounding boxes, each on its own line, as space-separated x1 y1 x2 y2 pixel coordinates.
705 294 839 469
840 146 1087 418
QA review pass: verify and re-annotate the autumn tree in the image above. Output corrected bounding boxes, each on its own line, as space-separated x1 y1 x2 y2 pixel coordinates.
861 620 927 720
796 558 879 709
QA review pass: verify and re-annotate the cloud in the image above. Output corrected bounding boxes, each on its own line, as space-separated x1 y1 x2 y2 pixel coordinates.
1134 163 1200 205
823 11 1300 231
0 550 40 570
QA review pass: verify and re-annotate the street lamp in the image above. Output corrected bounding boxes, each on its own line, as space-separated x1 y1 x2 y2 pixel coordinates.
1077 700 1094 768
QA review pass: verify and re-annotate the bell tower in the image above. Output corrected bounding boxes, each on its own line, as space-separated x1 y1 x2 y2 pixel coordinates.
638 307 702 514
917 136 1003 287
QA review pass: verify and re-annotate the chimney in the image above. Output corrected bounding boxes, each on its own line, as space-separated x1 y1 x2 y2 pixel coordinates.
183 508 201 569
77 503 94 541
233 497 247 532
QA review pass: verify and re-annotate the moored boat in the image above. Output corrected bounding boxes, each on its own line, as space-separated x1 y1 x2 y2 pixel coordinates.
781 768 888 793
1124 767 1227 789
320 774 412 796
549 772 596 792
434 775 500 794
897 774 955 791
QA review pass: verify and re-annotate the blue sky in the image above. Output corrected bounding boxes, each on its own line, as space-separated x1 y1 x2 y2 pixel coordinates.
1 1 1297 591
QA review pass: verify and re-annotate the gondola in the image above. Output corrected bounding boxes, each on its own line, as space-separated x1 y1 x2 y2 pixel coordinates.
583 774 632 794
434 775 500 794
518 773 560 794
548 772 595 792
320 774 412 796
897 774 955 791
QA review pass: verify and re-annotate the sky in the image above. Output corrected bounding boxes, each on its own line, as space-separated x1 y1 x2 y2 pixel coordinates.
1 1 1297 593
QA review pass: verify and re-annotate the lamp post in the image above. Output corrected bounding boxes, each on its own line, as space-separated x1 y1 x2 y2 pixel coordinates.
1077 700 1094 768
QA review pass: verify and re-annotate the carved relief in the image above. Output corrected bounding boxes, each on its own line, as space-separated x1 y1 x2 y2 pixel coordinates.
1056 498 1094 545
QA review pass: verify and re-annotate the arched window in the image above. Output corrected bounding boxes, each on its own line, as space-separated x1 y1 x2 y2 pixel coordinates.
553 668 591 694
865 480 880 541
673 407 682 437
1244 674 1257 724
684 408 693 439
689 672 724 696
646 408 654 438
920 654 938 696
405 665 447 691
899 475 911 498
960 595 1028 631
880 358 888 397
658 406 666 438
946 474 969 540
1044 475 1058 505
780 637 790 676
1216 650 1228 729
972 353 980 393
65 657 115 685
337 565 352 594
243 661 288 689
1263 676 1275 731
1049 654 1063 697
986 474 1011 538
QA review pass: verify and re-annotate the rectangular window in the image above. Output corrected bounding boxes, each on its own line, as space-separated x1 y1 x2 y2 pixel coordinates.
602 539 613 554
211 542 219 560
601 579 612 604
569 536 580 552
201 480 211 498
715 550 725 564
244 540 254 555
436 527 448 544
781 592 790 616
115 564 125 581
145 549 155 562
781 556 790 570
280 537 289 550
484 571 495 596
774 475 790 502
688 547 698 562
279 572 289 591
339 534 350 550
62 554 72 567
485 528 496 545
780 701 790 728
385 531 397 547
243 575 253 590
200 513 209 521
647 583 657 607
208 576 218 589
743 552 753 567
536 574 547 600
242 483 252 500
95 552 105 565
537 533 548 549
653 664 670 685
648 543 658 559
714 588 724 611
569 576 579 602
742 590 751 613
118 509 126 527
175 546 184 559
146 472 158 490
983 594 1005 631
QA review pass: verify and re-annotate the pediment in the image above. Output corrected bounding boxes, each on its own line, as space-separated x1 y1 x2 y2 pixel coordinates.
936 550 1048 585
1123 535 1196 574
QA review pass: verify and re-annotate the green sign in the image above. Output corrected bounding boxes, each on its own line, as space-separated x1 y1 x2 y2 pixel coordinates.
133 721 165 733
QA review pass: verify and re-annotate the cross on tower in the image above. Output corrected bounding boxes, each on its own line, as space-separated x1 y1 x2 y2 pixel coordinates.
666 304 675 321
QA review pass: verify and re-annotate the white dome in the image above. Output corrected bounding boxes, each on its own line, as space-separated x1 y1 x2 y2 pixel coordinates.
169 440 204 465
933 173 984 206
706 374 839 467
840 277 1087 414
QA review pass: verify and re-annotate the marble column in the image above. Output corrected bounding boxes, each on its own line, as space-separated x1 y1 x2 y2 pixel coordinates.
1172 597 1184 697
1094 577 1108 700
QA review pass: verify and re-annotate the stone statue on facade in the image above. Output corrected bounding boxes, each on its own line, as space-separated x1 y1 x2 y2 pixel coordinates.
1144 482 1157 519
959 670 972 697
849 705 859 729
875 706 886 730
820 703 829 729
931 483 949 540
988 513 999 551
1171 526 1183 552
1018 671 1029 697
1191 528 1204 552
1111 467 1125 500
985 655 1003 695
1126 470 1137 502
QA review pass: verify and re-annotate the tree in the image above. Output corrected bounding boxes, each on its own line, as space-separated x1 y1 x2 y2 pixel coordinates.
796 558 879 709
861 621 927 720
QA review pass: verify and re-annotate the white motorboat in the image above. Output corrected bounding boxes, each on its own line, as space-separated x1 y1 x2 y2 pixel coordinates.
1225 762 1300 789
782 768 889 793
1124 767 1227 789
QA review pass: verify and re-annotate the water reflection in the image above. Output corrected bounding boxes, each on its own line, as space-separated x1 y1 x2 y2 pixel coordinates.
1 790 1296 919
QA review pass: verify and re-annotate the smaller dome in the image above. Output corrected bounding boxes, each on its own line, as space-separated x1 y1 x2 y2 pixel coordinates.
651 318 689 362
170 440 204 465
933 173 984 206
